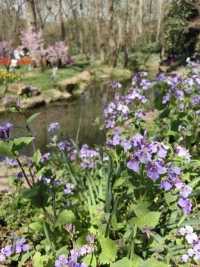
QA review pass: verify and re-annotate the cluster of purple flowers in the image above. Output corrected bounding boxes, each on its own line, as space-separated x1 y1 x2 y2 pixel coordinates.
41 176 75 195
121 133 193 214
55 244 94 267
178 225 200 263
104 72 151 129
132 72 153 91
58 140 78 161
104 101 130 128
5 157 18 167
0 238 30 263
0 122 13 140
41 152 51 163
156 70 200 112
79 144 100 169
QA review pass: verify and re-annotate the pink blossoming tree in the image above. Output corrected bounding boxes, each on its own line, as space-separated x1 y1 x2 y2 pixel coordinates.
45 41 73 67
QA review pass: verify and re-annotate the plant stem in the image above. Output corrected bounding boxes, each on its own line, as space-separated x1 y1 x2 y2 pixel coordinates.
16 157 32 188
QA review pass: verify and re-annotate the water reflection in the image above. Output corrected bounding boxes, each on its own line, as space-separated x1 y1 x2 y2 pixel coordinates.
0 80 117 153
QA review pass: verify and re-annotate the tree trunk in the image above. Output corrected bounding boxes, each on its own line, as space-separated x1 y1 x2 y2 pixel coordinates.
26 0 38 29
138 0 144 35
59 0 66 40
156 0 163 41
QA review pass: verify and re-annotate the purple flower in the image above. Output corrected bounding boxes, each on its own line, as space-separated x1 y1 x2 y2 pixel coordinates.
162 94 170 104
111 81 122 89
15 238 30 254
167 165 181 180
178 198 192 214
179 185 192 198
127 158 140 173
58 140 71 151
121 139 132 151
191 95 200 106
48 122 60 133
79 145 99 169
147 160 166 181
1 245 13 257
131 134 145 149
175 90 184 100
0 122 13 140
176 145 191 162
64 183 75 195
41 152 50 163
5 157 18 167
135 148 152 164
160 180 173 191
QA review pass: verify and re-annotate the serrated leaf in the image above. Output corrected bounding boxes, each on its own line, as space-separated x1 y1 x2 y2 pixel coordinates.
56 210 75 226
32 252 45 267
111 257 132 267
131 211 161 230
99 237 117 264
56 246 68 257
140 258 169 267
132 200 150 217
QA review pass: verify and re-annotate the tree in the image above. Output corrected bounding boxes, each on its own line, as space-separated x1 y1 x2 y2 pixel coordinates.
20 27 45 66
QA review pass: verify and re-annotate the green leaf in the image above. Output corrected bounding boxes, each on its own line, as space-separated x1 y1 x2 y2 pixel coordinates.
22 183 49 207
18 252 32 267
140 258 169 267
0 141 14 157
12 137 34 152
56 210 75 226
33 150 42 165
32 252 45 267
99 236 117 264
131 211 161 230
132 255 145 267
27 112 41 125
29 221 43 232
132 200 150 217
56 246 68 257
111 257 132 267
83 254 97 267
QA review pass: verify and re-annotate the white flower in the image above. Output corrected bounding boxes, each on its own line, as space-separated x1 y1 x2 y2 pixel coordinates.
181 254 189 263
187 248 194 257
179 227 186 236
185 233 198 244
185 225 193 234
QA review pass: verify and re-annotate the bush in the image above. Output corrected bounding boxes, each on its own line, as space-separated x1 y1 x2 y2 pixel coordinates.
162 0 200 59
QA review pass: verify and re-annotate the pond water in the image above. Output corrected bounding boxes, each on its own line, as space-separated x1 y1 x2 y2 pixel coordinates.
0 81 122 153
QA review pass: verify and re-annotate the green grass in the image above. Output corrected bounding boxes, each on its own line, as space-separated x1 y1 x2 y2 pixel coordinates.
18 65 84 91
0 57 89 92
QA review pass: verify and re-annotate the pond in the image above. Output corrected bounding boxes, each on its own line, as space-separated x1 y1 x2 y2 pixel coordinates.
0 80 122 153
